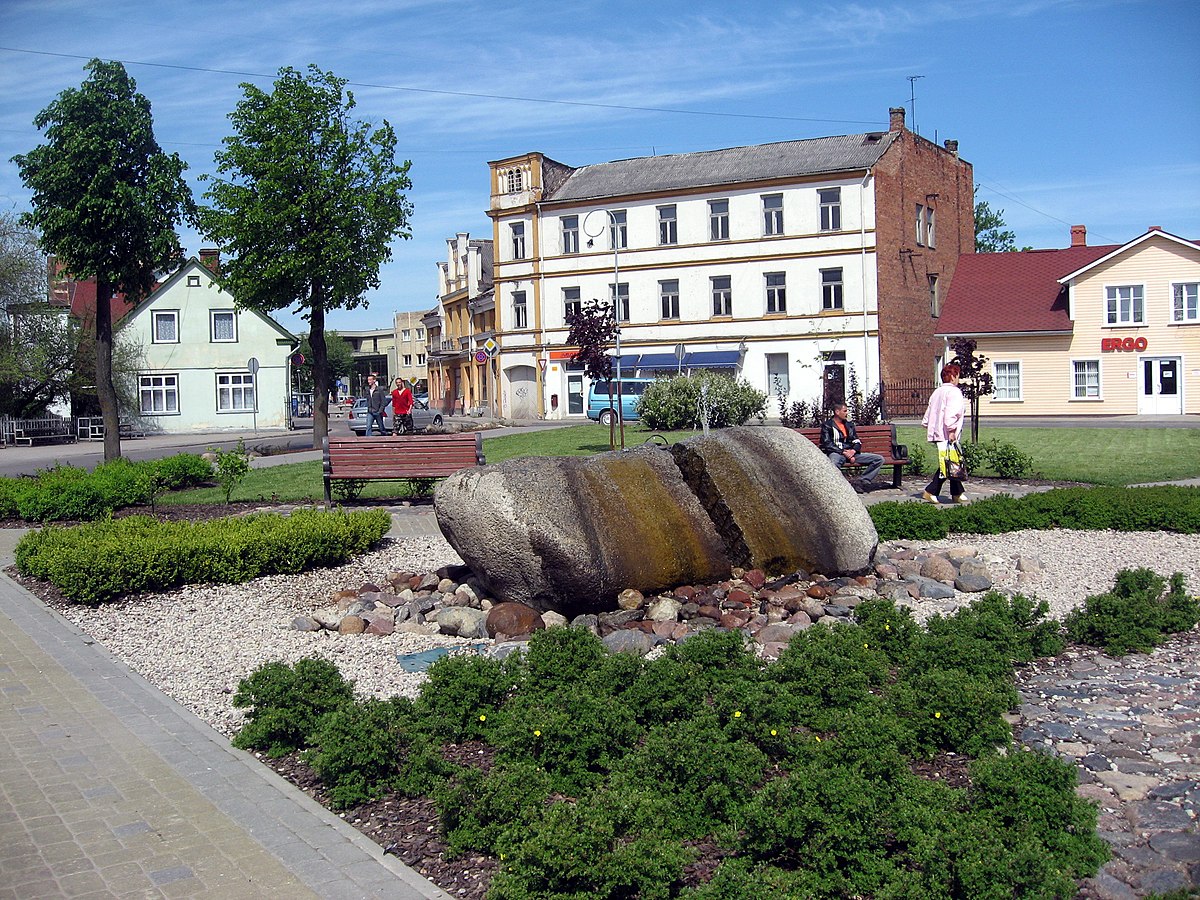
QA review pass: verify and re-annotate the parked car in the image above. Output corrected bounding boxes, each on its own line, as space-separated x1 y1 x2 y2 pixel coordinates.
348 397 444 435
586 378 653 426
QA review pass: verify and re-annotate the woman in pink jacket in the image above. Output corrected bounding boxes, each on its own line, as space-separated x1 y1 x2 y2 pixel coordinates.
921 363 968 504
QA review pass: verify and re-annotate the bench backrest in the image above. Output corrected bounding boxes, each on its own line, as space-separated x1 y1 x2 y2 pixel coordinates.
795 424 903 460
324 432 485 478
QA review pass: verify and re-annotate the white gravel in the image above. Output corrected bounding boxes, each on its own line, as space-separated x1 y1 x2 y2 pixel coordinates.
53 530 1200 739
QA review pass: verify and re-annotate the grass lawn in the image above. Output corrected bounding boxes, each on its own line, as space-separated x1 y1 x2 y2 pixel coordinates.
161 422 1200 505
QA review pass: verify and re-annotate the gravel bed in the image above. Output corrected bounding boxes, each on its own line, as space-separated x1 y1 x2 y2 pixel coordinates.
50 530 1200 739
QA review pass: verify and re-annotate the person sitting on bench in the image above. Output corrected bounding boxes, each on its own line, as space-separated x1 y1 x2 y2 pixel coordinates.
819 403 884 493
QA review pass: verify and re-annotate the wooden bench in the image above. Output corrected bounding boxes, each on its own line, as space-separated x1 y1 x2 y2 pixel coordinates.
12 419 76 446
323 433 485 502
795 423 909 488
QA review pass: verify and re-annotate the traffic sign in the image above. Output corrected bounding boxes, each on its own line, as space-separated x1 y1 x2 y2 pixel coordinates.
483 337 498 357
474 350 488 363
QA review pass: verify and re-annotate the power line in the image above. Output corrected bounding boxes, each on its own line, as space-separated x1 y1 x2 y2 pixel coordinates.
0 45 885 128
976 180 1121 244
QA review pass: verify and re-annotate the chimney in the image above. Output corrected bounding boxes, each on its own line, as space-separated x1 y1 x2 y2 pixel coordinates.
1070 225 1087 248
199 248 220 275
1148 225 1163 232
889 107 907 132
943 139 958 158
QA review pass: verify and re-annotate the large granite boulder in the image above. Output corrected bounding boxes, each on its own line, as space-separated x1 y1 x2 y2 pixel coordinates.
669 427 877 576
434 445 731 616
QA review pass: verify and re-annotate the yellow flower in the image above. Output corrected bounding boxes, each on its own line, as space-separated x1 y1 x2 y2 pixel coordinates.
885 624 891 631
733 710 742 718
863 643 869 649
479 714 487 722
534 729 541 737
815 736 822 742
934 711 942 719
770 729 777 736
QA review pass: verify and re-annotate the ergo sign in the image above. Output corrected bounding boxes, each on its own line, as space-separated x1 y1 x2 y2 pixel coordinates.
1100 336 1147 352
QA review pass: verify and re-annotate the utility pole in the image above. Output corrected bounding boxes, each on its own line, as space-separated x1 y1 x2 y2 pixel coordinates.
907 75 924 135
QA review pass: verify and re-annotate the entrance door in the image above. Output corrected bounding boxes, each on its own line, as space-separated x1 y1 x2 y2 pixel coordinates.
1139 357 1182 414
823 363 845 411
507 365 538 419
567 375 584 415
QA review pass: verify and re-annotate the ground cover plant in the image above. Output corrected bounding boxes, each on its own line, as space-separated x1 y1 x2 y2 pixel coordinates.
13 508 390 604
221 571 1200 899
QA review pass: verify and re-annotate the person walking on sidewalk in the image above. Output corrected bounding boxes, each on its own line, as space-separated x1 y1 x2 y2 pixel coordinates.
921 363 968 504
391 378 414 435
364 374 389 436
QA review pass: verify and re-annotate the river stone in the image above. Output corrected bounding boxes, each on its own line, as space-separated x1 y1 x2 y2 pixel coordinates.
955 573 993 592
920 555 958 583
486 602 546 639
602 630 657 656
437 607 489 639
668 427 877 576
435 445 730 615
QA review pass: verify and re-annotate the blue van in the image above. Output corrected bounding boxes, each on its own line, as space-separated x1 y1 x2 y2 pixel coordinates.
586 378 653 426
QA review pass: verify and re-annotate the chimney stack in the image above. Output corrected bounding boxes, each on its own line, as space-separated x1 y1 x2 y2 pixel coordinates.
1148 225 1163 232
889 107 907 132
1070 225 1087 248
943 139 958 158
199 248 220 274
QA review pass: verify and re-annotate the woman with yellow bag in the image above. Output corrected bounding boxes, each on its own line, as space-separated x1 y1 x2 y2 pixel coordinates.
920 363 968 504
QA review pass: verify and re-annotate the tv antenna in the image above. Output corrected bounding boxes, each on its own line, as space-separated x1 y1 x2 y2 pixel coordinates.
907 75 924 135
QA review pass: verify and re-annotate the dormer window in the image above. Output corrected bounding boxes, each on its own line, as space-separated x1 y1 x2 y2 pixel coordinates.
505 168 524 193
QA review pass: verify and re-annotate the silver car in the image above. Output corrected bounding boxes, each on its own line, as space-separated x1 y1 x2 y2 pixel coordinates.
348 398 444 435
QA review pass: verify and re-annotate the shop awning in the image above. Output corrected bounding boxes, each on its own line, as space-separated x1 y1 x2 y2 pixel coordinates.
685 350 741 370
611 354 639 373
637 352 685 372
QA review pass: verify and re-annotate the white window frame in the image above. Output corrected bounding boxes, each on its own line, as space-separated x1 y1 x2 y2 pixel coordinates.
820 268 843 311
563 286 582 321
561 216 579 255
417 353 426 365
1071 358 1102 400
1172 282 1199 323
925 206 936 248
929 273 941 317
1104 284 1145 325
766 353 790 395
511 221 526 260
992 360 1022 401
762 193 784 236
819 188 841 231
659 279 680 320
403 354 413 366
416 328 425 340
711 275 732 317
210 309 237 343
610 282 630 322
186 274 201 287
708 199 730 241
401 328 411 340
152 310 179 344
139 373 179 415
217 372 256 413
505 168 523 193
512 290 528 329
657 205 678 245
609 210 627 250
765 272 787 314
915 203 926 246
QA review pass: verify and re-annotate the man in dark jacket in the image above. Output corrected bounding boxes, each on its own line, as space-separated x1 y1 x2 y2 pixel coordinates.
364 374 389 436
819 403 884 492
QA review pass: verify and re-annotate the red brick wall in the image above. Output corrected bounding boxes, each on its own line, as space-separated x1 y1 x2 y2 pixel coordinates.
873 129 974 389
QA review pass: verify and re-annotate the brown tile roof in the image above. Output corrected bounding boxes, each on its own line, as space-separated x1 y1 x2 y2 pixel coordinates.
936 245 1118 336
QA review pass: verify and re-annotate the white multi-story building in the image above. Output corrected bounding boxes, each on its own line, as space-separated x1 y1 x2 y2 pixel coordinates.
486 108 974 420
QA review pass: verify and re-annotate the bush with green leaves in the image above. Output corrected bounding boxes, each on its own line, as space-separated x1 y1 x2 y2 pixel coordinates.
983 439 1035 478
414 652 519 741
231 657 355 757
1064 567 1200 655
638 372 766 430
903 440 929 477
150 453 214 490
305 696 412 808
436 760 557 858
211 438 251 503
15 508 390 603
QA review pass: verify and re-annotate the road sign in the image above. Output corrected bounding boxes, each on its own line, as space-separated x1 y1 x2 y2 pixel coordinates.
483 337 498 357
474 350 488 363
246 356 260 374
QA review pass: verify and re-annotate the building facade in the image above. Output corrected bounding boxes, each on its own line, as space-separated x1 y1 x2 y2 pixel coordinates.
485 107 973 420
425 233 496 415
938 227 1200 415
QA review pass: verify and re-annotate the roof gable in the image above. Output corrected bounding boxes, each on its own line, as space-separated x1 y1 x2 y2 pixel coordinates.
545 132 897 203
1057 229 1200 283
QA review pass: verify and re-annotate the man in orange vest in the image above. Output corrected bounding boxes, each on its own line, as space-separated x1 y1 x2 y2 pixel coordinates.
819 402 884 493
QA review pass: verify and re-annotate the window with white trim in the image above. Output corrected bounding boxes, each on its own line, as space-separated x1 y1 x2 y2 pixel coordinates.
403 354 413 366
711 276 732 317
821 268 843 310
152 310 178 343
561 216 579 254
416 328 425 340
505 168 523 192
610 283 630 322
401 328 411 339
563 286 581 321
417 353 426 365
609 210 627 249
210 310 236 342
819 188 841 231
925 206 936 248
929 274 941 317
659 279 680 320
993 361 1022 400
1105 285 1144 325
709 199 729 241
512 290 528 329
217 372 255 412
1173 283 1199 322
187 274 201 287
511 222 526 260
766 353 790 395
1072 360 1100 399
139 374 178 414
658 205 677 245
765 272 787 314
915 204 926 245
762 193 783 236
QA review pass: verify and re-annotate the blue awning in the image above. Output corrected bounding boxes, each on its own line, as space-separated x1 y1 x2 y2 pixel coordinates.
637 352 685 372
611 354 639 373
686 350 741 369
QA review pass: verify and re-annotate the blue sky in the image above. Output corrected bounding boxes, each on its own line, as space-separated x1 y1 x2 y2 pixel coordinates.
1 0 1196 335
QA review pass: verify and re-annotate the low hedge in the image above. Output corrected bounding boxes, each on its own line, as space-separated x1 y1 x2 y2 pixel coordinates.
14 508 391 604
870 485 1200 541
0 454 214 523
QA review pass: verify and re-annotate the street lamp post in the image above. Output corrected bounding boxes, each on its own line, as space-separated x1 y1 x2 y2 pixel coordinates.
583 208 624 450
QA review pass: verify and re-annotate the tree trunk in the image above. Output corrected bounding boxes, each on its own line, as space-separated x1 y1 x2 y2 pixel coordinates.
94 279 122 461
309 295 329 450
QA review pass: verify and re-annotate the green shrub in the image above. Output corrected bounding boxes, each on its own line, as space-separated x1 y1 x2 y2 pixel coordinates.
231 657 355 757
769 624 890 730
211 438 251 503
984 439 1035 478
14 508 391 603
331 477 367 502
869 499 948 540
851 597 921 665
638 372 766 430
960 440 987 476
915 592 1065 677
518 625 609 694
14 460 152 522
414 652 519 741
306 696 412 808
904 441 929 477
1063 567 1200 655
436 760 556 857
151 453 213 490
888 667 1018 757
664 627 762 683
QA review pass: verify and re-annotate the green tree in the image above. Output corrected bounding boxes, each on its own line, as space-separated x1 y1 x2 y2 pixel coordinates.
974 199 1018 253
199 65 414 448
294 331 354 394
13 59 194 460
566 298 619 448
950 336 994 442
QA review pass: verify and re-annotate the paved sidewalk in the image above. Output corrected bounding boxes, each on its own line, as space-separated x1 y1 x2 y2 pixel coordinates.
0 573 452 899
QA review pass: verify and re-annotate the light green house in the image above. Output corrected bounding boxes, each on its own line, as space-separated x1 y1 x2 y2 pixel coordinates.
118 257 297 432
